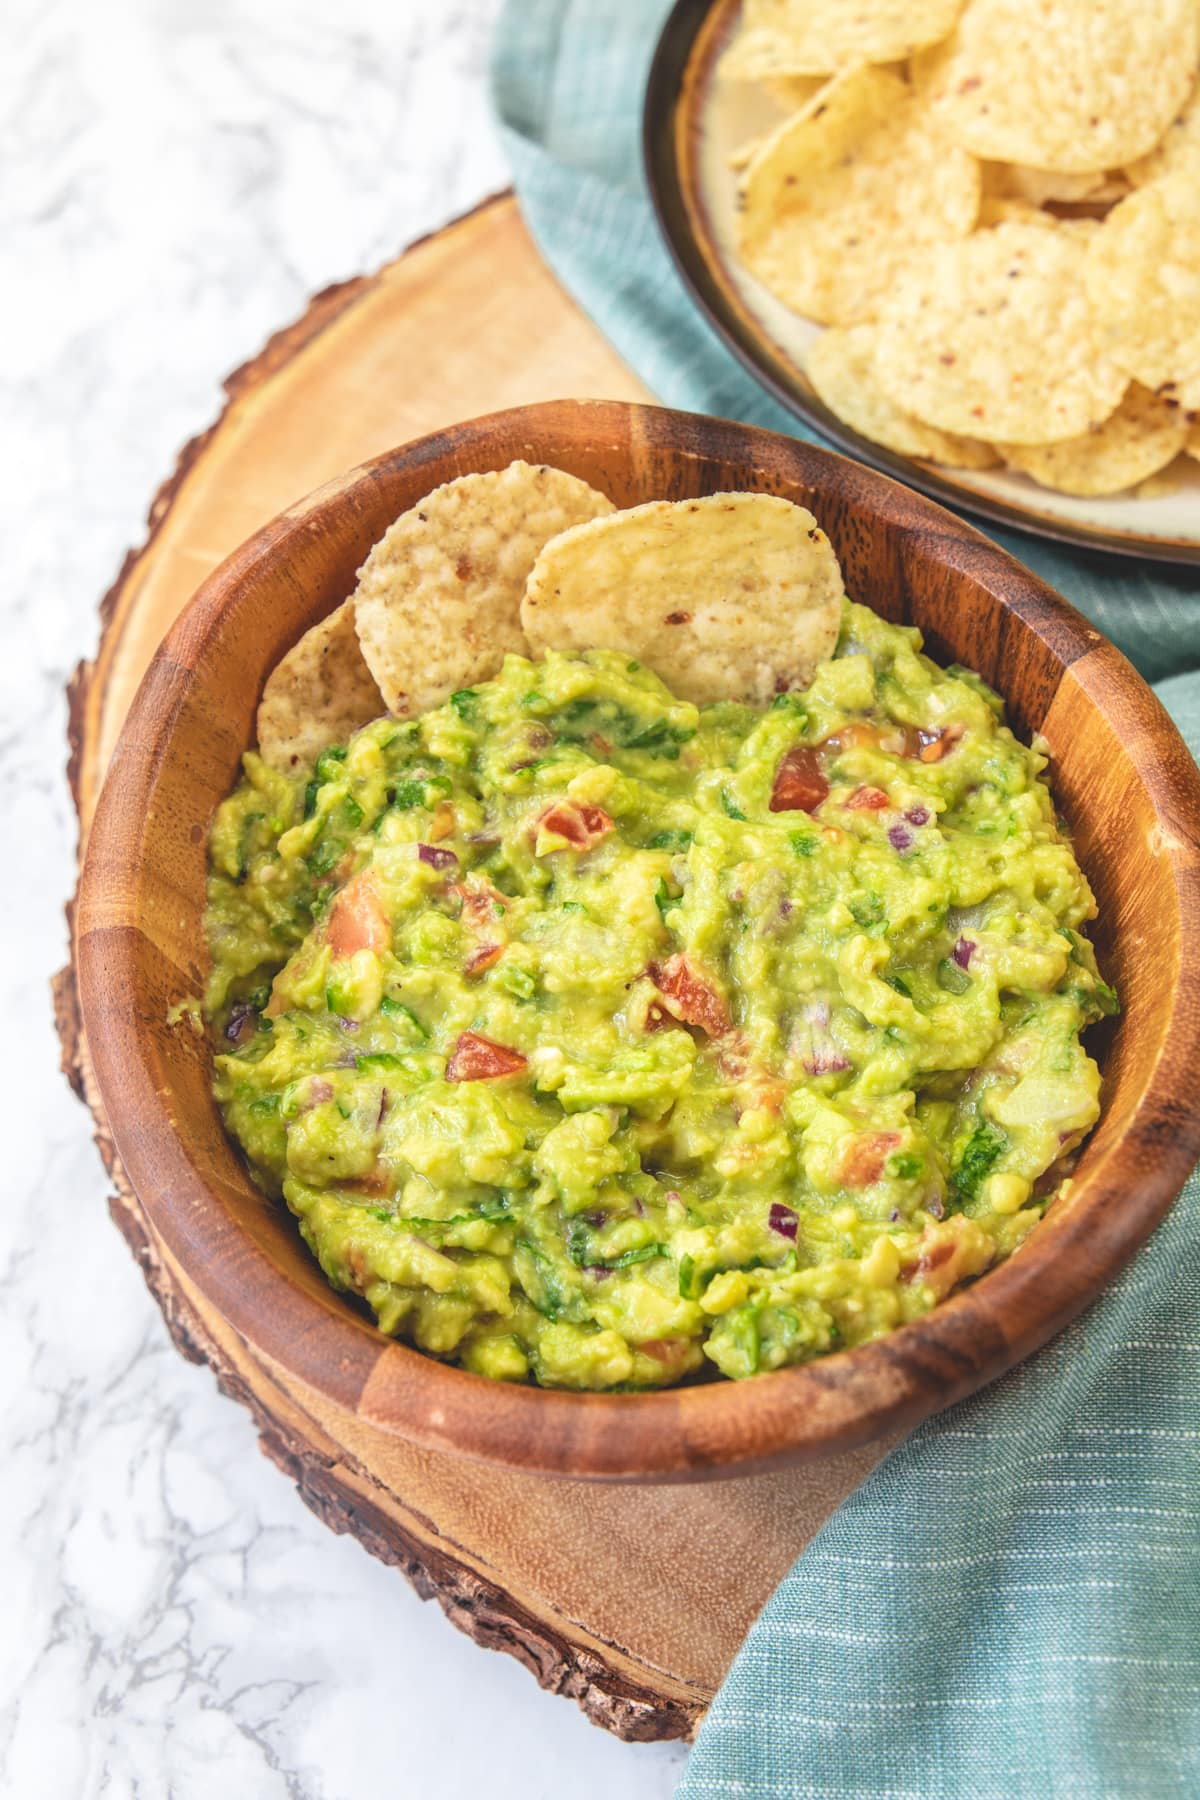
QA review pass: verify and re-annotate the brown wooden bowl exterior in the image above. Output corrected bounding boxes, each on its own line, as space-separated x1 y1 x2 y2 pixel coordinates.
76 400 1200 1483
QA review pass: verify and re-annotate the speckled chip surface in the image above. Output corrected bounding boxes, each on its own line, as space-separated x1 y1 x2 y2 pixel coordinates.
521 492 845 706
738 65 980 326
913 0 1198 174
1002 385 1189 497
1085 174 1200 412
257 600 385 772
353 462 615 717
720 0 964 79
806 325 997 468
874 221 1128 443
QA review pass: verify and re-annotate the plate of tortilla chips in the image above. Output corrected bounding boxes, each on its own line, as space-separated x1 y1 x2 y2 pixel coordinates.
645 0 1200 563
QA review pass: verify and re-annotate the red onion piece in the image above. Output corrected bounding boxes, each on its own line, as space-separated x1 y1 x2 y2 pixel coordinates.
953 935 976 969
769 1201 799 1240
418 844 458 871
797 1000 852 1075
224 1003 257 1044
888 823 914 853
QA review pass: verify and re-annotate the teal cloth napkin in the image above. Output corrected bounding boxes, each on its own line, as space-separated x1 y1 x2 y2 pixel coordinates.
492 7 1200 1795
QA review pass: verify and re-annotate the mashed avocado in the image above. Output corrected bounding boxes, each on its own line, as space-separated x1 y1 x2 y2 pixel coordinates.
203 603 1115 1389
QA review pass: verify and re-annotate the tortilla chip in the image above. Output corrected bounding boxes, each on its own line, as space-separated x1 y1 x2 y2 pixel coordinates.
1002 385 1189 496
354 462 614 717
985 163 1109 206
1084 174 1200 411
1126 77 1200 186
1189 424 1200 464
729 134 768 174
1085 175 1134 206
719 0 963 79
521 493 844 707
806 325 997 468
762 75 828 112
257 599 385 772
1134 465 1186 501
914 0 1198 174
874 221 1128 443
975 196 1056 230
738 65 980 326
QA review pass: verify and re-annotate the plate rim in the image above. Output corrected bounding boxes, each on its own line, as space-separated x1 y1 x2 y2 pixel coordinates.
642 0 1200 570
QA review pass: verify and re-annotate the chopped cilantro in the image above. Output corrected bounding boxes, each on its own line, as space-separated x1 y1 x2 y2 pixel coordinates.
379 996 429 1039
949 1122 1008 1208
315 746 347 780
307 836 345 877
937 958 971 995
888 1151 923 1181
850 892 886 932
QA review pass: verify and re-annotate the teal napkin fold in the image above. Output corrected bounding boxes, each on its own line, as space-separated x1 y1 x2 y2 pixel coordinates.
492 7 1200 1794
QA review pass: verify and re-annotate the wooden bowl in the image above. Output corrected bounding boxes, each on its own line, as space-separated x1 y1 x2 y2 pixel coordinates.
76 400 1200 1482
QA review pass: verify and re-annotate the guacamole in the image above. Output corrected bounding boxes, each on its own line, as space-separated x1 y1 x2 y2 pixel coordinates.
203 604 1115 1389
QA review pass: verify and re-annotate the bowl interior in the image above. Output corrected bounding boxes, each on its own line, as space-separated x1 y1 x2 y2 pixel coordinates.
76 400 1200 1481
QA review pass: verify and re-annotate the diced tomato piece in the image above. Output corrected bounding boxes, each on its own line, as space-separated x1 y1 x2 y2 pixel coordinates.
891 723 964 762
449 877 506 928
769 746 829 814
901 1220 994 1297
535 801 614 851
818 722 878 753
918 725 963 764
326 873 390 957
446 1031 528 1082
909 1237 956 1279
464 943 504 979
844 785 890 812
646 954 730 1038
714 1032 787 1111
637 1337 690 1366
839 1130 901 1189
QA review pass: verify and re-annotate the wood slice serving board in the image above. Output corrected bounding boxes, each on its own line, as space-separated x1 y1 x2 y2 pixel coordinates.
55 193 896 1742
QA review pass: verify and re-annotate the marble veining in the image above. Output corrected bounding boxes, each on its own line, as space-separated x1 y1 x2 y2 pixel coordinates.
1 1 689 1792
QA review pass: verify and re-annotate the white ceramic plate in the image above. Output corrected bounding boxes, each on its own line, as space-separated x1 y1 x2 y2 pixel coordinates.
645 0 1200 566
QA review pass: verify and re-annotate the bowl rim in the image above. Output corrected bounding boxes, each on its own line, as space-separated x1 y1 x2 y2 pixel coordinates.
76 399 1200 1482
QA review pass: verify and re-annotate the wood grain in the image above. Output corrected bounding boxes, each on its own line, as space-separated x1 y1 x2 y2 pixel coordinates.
69 195 651 837
76 395 1200 1478
57 199 890 1740
59 198 1200 1739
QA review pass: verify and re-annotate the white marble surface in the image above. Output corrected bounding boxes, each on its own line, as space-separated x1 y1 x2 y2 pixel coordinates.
2 2 690 1792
